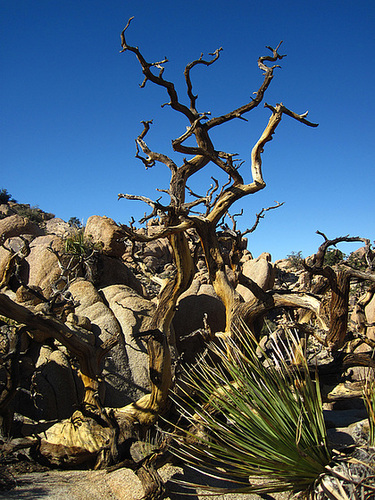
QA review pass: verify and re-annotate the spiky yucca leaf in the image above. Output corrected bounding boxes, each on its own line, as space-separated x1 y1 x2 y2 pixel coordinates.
171 323 332 496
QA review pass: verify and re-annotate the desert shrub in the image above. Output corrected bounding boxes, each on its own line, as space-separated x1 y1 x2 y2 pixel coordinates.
14 205 44 223
65 229 91 256
64 229 102 257
172 325 375 497
323 248 345 267
0 189 16 204
68 217 82 229
11 204 54 224
286 250 304 270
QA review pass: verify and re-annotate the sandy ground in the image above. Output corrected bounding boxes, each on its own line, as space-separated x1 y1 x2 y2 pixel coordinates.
0 465 290 500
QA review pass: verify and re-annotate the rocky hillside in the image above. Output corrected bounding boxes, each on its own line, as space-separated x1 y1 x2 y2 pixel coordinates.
1 197 375 499
0 199 280 424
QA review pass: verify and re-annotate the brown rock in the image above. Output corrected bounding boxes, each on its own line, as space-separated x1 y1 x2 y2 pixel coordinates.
142 239 173 272
45 217 72 237
69 281 153 406
22 235 68 298
173 278 226 347
236 253 275 302
101 284 156 402
96 254 145 296
84 216 126 258
0 214 43 240
15 285 45 306
68 280 130 406
30 347 80 420
69 280 119 342
0 204 16 217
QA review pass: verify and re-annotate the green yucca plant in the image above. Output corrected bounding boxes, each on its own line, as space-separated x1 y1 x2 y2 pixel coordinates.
64 229 90 256
171 323 332 497
64 229 102 257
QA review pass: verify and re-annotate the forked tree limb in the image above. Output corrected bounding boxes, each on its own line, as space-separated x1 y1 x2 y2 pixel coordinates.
307 232 368 271
242 201 284 236
234 290 328 337
206 42 286 130
205 103 318 225
118 194 169 226
304 233 375 350
136 120 178 172
258 41 286 68
119 21 302 188
251 103 317 186
120 17 195 122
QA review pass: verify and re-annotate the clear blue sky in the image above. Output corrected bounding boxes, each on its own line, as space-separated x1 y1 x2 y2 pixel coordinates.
1 1 374 260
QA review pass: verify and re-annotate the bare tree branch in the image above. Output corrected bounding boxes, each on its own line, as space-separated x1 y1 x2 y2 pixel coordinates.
0 292 118 379
119 220 194 242
307 232 368 270
135 121 178 172
243 201 284 236
251 103 318 187
120 17 195 122
118 193 169 225
259 41 286 68
206 42 286 130
264 102 318 128
184 48 223 111
171 113 211 152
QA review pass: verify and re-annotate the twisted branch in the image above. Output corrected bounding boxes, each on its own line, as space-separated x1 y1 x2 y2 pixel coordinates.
243 201 284 236
184 48 223 111
120 17 195 122
206 42 286 130
135 121 177 172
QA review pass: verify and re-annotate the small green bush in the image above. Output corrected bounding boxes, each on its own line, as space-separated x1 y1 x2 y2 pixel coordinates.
68 217 82 229
0 189 16 204
346 252 368 271
64 229 101 257
323 248 345 267
286 250 304 270
14 204 54 224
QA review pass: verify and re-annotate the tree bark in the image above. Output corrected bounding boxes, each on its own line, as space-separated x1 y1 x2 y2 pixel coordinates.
117 228 195 426
326 269 350 350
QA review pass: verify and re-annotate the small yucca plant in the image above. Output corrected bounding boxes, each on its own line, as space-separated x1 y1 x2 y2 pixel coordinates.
64 229 91 256
64 229 103 260
171 323 332 497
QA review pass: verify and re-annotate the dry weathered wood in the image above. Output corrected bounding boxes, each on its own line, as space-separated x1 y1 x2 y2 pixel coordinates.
305 233 375 350
136 459 165 500
0 292 118 411
117 23 323 429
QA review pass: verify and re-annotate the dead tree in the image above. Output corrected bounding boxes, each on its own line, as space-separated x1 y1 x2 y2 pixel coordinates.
304 232 375 351
117 18 325 425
